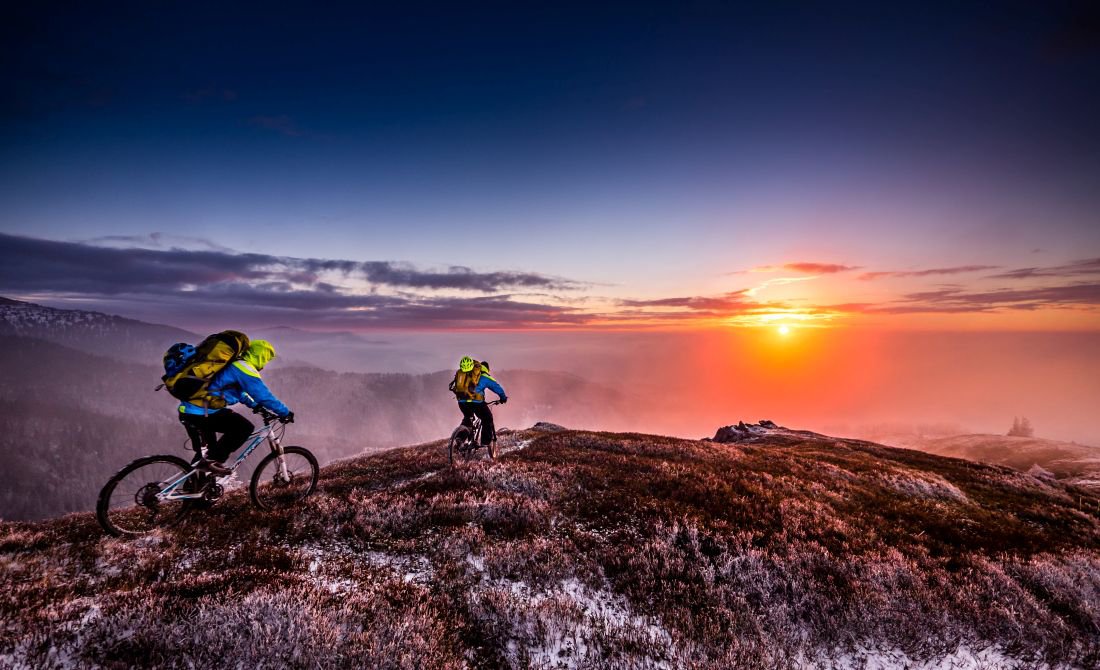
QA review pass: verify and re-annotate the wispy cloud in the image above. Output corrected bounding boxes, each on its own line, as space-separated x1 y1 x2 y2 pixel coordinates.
618 290 756 314
751 262 860 275
82 233 237 253
615 290 846 327
987 258 1100 280
858 265 999 281
743 275 817 297
859 282 1100 314
0 234 580 295
4 234 1097 329
0 234 594 328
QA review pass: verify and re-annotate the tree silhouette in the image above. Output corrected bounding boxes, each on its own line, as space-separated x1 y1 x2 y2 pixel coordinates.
1008 416 1035 437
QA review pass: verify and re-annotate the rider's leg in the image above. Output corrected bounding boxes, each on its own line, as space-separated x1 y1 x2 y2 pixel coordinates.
179 415 217 462
459 402 477 428
205 409 255 462
474 403 495 446
179 415 206 462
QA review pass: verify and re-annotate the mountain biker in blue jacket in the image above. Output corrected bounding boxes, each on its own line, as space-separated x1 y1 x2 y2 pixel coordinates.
449 356 507 447
178 340 293 475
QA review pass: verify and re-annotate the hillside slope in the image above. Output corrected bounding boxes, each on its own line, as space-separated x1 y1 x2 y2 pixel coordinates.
2 426 1099 669
911 434 1100 489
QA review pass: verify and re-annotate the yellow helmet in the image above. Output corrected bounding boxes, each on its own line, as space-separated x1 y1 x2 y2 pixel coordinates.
459 356 475 372
244 340 277 371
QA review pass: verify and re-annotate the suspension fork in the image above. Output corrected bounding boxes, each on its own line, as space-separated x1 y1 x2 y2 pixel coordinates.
268 434 291 480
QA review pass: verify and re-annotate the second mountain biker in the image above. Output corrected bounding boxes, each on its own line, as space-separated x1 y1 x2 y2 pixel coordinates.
449 356 507 448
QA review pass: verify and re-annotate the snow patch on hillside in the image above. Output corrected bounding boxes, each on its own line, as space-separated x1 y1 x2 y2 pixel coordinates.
465 552 675 669
819 643 1062 669
880 471 969 502
299 541 435 589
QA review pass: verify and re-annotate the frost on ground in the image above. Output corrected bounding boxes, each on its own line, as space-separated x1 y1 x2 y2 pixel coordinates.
819 644 1046 670
467 550 675 669
2 426 1099 668
878 470 969 502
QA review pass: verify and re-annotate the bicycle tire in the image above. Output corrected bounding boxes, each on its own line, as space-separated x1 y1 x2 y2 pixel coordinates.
96 454 195 536
487 438 498 460
249 446 319 510
448 426 471 466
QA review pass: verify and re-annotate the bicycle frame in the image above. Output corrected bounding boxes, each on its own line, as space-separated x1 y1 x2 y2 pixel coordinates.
455 400 501 452
464 417 485 449
156 419 286 501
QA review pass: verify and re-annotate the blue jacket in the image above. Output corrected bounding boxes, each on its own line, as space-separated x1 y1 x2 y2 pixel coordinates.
460 372 507 404
178 360 291 417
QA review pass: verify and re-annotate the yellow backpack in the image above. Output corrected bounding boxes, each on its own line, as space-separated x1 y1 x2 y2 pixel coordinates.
450 362 487 401
160 330 250 410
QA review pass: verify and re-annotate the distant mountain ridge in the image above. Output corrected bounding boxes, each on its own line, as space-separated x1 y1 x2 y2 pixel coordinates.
0 296 196 361
0 296 450 373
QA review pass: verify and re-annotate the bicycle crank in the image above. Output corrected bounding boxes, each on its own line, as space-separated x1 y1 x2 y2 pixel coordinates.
203 483 224 502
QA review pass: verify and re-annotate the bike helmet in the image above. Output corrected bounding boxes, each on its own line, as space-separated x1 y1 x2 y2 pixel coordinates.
459 355 475 372
164 343 197 376
244 339 277 371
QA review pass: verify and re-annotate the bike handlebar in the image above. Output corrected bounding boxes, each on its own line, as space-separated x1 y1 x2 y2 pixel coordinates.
252 406 293 424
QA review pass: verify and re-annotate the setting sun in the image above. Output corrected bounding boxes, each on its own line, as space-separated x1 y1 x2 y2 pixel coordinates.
778 325 791 336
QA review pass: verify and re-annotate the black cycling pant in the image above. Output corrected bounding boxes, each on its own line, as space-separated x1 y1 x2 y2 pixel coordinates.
459 402 495 446
179 409 255 462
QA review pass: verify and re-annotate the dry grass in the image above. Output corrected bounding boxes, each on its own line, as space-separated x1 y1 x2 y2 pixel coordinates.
2 427 1099 668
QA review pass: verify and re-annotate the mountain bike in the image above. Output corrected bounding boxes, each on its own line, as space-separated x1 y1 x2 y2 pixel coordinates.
96 407 319 536
448 400 502 466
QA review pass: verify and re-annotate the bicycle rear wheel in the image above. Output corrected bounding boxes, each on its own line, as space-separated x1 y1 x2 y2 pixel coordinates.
448 426 472 466
249 446 319 510
96 455 195 536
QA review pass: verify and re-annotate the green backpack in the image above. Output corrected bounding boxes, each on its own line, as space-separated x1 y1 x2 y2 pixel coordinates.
160 330 250 410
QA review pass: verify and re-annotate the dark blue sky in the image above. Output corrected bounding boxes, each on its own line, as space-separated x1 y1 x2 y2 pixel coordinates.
1 1 1098 330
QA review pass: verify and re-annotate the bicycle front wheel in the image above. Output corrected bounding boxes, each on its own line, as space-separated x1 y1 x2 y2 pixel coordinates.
249 446 319 511
96 455 195 536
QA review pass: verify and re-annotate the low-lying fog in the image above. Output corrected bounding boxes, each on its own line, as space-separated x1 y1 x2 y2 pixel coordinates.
256 328 1100 445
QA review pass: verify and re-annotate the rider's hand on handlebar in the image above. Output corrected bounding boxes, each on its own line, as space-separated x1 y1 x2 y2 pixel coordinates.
280 411 295 424
499 397 508 404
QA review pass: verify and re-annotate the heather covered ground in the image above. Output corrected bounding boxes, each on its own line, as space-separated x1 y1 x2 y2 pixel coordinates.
2 425 1099 669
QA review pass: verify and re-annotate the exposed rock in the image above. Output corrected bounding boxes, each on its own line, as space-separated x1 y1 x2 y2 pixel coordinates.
713 420 782 443
1027 463 1056 479
531 421 568 433
712 420 835 446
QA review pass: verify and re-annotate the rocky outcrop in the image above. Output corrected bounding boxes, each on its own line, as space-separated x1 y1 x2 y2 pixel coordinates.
531 421 568 433
712 419 787 442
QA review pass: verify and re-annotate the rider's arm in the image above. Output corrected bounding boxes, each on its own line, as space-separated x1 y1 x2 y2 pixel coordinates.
477 374 507 401
227 363 291 417
237 391 258 409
